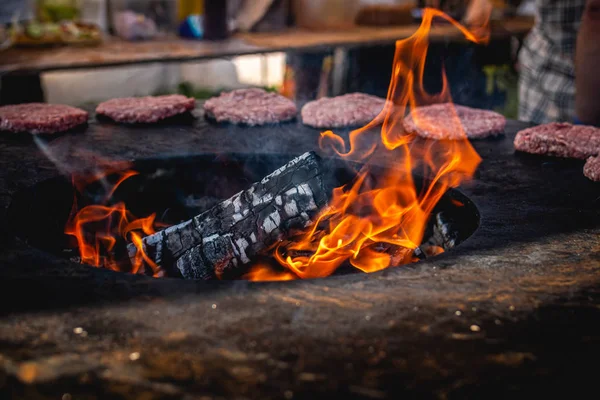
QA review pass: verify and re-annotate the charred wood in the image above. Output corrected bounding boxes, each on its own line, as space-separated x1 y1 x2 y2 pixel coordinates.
127 152 330 279
431 212 459 249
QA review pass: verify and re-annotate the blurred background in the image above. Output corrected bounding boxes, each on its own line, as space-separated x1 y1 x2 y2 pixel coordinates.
0 0 534 118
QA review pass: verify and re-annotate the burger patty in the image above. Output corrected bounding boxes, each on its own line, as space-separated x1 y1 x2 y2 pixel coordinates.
584 155 600 182
514 122 600 159
403 103 506 140
96 95 195 124
203 88 297 126
301 93 386 129
514 122 600 182
0 103 88 134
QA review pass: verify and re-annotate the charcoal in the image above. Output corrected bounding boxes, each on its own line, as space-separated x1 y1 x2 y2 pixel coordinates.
432 212 459 249
128 152 330 279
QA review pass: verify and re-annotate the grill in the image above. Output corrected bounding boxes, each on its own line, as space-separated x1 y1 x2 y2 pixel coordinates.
0 116 599 399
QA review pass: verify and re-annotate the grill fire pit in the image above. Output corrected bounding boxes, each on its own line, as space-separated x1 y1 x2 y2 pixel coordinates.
0 115 599 399
6 152 480 281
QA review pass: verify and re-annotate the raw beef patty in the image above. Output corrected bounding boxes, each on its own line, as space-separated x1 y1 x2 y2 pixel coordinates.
301 93 387 129
514 122 600 160
203 88 297 126
0 103 88 134
96 95 195 123
514 122 600 182
403 103 506 140
584 155 600 182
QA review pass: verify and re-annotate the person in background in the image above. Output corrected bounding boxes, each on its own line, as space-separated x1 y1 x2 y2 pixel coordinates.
0 0 30 50
518 0 586 124
575 0 600 126
0 0 29 23
228 0 289 33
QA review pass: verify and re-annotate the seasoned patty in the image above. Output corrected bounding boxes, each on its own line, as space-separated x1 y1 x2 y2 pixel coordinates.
514 122 600 160
301 93 386 129
584 156 600 182
403 103 506 140
96 95 195 123
514 122 600 182
0 103 88 134
203 88 297 126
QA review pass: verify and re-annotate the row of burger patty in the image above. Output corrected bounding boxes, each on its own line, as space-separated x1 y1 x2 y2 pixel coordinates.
0 88 506 137
0 88 598 181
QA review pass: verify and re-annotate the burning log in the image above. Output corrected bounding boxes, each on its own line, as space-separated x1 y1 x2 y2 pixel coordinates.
127 152 330 279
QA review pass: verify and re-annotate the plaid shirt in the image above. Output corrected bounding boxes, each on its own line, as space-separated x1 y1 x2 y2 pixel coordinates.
518 0 586 124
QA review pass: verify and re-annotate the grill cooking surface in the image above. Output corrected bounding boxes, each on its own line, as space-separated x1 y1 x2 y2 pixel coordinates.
0 110 599 399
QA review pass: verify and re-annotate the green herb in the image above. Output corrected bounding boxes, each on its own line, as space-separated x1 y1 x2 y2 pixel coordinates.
38 2 79 22
25 22 43 39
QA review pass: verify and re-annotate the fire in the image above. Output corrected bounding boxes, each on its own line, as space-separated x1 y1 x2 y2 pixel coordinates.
242 262 297 281
63 8 490 281
249 8 490 280
65 168 164 277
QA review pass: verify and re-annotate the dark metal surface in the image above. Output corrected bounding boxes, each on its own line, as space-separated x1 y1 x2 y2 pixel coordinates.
0 111 599 399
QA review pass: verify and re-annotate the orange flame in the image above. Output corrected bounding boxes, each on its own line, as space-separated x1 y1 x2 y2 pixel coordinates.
65 168 164 277
248 9 490 281
242 263 297 281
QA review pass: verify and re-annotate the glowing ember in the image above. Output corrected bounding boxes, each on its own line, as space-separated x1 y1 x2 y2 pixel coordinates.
249 9 491 280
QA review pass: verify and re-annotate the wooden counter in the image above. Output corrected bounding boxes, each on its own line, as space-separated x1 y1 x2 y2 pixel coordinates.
0 18 533 75
238 18 534 50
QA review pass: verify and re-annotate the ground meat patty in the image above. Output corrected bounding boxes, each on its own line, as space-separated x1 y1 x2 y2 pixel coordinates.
96 95 195 123
301 93 386 128
584 156 600 182
403 103 506 140
514 122 600 160
514 122 600 183
0 103 88 134
203 88 297 126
